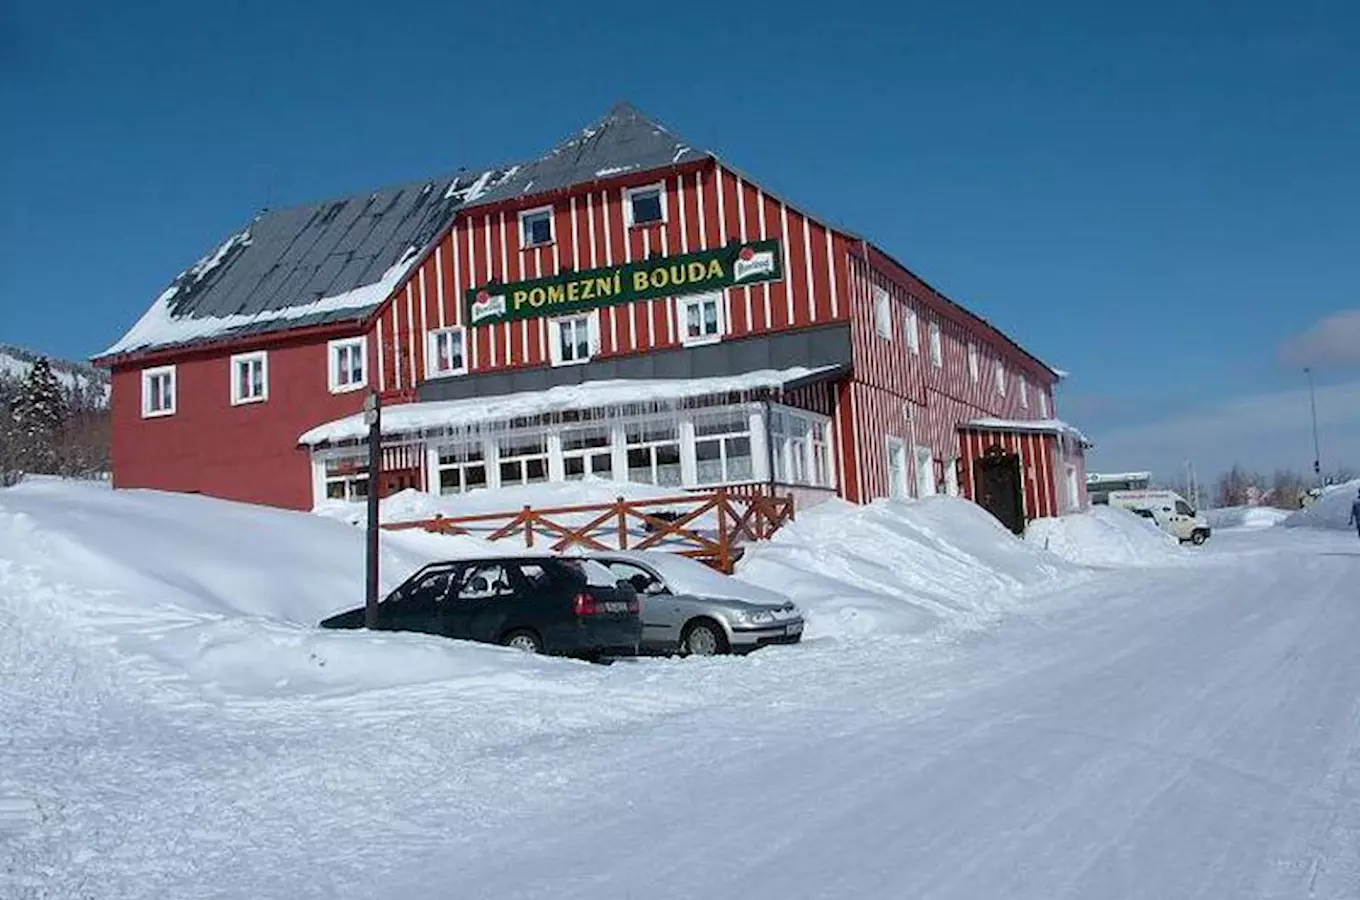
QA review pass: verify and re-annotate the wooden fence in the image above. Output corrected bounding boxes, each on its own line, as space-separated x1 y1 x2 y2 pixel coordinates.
381 488 797 573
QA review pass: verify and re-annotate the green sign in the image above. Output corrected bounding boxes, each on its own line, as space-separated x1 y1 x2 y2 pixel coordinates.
465 239 783 325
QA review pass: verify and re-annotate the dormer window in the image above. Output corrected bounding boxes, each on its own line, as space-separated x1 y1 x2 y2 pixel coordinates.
520 206 553 247
625 183 665 226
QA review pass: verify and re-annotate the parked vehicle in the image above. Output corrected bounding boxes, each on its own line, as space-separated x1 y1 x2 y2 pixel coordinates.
1108 490 1212 545
319 556 641 659
584 550 804 656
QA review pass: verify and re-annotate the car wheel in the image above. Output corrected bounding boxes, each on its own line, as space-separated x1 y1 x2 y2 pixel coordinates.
1191 531 1208 546
681 619 728 657
502 629 543 654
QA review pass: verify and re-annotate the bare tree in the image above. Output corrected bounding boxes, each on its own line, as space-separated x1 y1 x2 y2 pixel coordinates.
1214 464 1264 508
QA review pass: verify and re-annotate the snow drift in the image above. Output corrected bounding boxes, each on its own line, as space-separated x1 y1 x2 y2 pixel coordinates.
735 496 1080 638
1205 505 1290 530
1284 479 1360 531
1024 505 1182 568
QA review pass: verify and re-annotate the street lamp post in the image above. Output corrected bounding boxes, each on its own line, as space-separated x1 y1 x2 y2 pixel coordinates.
1305 367 1321 489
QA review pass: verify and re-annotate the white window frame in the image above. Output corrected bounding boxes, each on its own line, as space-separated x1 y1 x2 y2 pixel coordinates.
624 420 683 487
967 342 980 383
1019 376 1029 408
548 313 598 367
141 365 176 418
518 205 554 248
1039 390 1050 418
692 409 755 486
328 337 367 393
495 433 551 488
873 286 892 340
914 445 936 497
624 181 667 227
427 327 468 378
885 436 908 500
560 424 616 482
928 321 943 368
319 452 369 503
435 440 488 495
905 309 920 355
229 351 268 406
678 291 725 346
994 359 1007 396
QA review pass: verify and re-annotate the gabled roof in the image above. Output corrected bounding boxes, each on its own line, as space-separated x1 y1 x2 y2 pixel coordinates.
466 102 710 209
97 167 518 362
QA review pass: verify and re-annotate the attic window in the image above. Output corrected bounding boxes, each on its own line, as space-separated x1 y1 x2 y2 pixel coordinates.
520 206 553 247
625 183 665 226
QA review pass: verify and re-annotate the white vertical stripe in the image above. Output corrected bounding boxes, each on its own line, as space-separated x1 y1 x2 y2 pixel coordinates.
623 190 636 351
391 307 402 391
659 223 673 344
802 216 815 325
500 212 511 365
779 202 793 327
643 228 656 348
601 190 616 352
418 267 429 378
716 169 730 332
570 197 581 270
677 175 689 253
736 175 752 331
483 214 495 368
434 247 445 330
826 229 838 319
376 318 386 393
405 284 416 388
586 193 597 268
534 242 545 363
464 221 476 369
757 189 770 330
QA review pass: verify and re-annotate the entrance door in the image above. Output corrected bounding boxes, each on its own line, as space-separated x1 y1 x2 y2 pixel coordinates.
886 438 908 500
975 444 1025 534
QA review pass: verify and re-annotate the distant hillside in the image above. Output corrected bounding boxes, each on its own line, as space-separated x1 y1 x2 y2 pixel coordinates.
0 344 110 409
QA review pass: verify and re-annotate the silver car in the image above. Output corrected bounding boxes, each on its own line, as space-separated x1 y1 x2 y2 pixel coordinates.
585 550 804 656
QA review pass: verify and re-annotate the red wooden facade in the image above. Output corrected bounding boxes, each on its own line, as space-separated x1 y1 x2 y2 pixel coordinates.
103 144 1086 526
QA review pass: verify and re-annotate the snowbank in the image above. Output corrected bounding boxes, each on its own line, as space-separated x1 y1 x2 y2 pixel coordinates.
736 496 1079 639
1205 505 1290 531
1284 479 1360 531
1024 505 1182 568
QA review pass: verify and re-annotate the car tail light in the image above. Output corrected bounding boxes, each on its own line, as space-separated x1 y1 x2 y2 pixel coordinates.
627 595 640 615
573 592 599 616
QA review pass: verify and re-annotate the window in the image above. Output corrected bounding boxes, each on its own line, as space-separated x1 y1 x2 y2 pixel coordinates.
886 437 908 500
1019 376 1029 408
771 411 812 485
458 564 516 601
1039 390 1050 418
230 352 267 405
905 309 920 355
914 446 936 497
928 322 943 368
693 411 754 485
625 183 665 226
497 434 549 487
967 343 980 383
328 338 366 393
550 315 594 366
1175 499 1195 517
562 425 614 481
994 360 1007 395
873 287 892 340
141 365 176 418
437 441 487 495
323 455 368 501
944 458 960 496
428 328 467 377
810 420 831 487
601 561 668 596
625 420 682 486
679 292 724 345
519 206 553 247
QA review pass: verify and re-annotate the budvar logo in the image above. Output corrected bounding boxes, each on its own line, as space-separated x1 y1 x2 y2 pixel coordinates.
733 245 776 282
470 289 507 323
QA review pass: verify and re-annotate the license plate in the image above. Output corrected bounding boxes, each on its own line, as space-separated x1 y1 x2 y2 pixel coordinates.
602 601 630 614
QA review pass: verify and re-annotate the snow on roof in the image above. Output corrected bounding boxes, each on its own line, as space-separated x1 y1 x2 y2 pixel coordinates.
101 246 421 358
299 366 840 446
963 417 1093 446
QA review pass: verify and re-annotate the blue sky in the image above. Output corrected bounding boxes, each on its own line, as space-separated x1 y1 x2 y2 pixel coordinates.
3 0 1358 480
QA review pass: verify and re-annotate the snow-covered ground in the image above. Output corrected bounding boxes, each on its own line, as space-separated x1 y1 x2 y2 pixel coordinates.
4 479 1359 898
1205 504 1291 530
1285 478 1360 531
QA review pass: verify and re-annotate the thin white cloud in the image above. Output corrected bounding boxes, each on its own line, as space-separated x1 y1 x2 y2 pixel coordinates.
1279 309 1360 370
1088 379 1360 480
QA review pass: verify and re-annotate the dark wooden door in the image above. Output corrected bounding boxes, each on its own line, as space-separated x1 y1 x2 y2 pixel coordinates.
975 445 1025 535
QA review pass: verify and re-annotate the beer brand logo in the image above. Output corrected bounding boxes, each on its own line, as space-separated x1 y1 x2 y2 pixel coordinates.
733 245 776 282
470 289 507 323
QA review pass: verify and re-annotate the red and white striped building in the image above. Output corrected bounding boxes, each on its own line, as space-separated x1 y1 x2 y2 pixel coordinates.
96 103 1088 531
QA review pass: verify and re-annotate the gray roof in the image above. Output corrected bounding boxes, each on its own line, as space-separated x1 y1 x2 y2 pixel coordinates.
99 103 708 362
468 102 710 208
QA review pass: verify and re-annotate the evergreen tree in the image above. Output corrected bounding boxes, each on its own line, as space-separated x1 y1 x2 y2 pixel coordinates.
14 357 69 437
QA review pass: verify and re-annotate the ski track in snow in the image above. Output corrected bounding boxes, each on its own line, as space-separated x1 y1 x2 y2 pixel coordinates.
3 509 1360 897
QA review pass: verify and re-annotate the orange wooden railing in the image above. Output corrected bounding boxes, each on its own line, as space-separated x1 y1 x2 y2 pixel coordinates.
381 488 797 573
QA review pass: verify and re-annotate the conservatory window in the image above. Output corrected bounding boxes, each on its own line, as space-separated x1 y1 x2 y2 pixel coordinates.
693 411 754 485
680 292 723 345
625 420 682 486
561 425 614 481
770 411 811 485
497 434 550 487
437 441 487 495
810 420 830 487
323 456 369 502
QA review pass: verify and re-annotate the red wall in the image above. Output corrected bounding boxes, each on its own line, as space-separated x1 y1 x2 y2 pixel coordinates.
371 160 851 394
109 329 376 511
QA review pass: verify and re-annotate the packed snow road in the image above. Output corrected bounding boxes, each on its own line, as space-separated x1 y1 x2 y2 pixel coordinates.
2 481 1358 899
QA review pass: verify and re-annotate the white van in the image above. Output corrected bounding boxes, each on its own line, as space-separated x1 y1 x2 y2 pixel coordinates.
1108 490 1212 545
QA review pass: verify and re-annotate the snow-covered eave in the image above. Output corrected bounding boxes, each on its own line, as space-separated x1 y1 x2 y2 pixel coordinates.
962 417 1094 448
298 366 845 447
